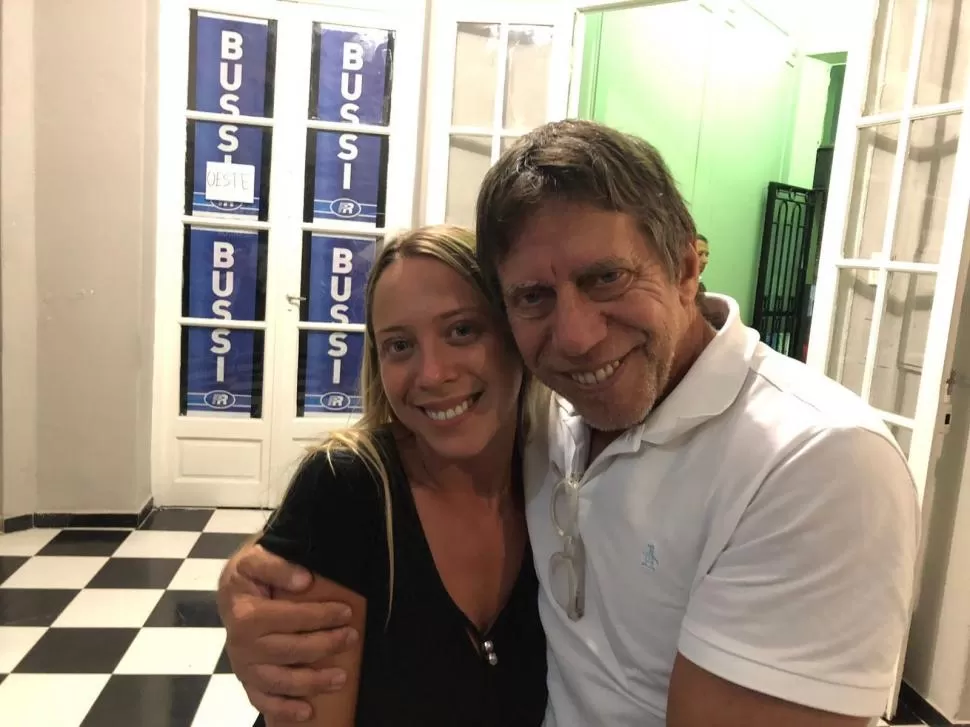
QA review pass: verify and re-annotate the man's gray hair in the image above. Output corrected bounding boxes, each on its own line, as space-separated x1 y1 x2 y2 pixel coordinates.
474 119 697 301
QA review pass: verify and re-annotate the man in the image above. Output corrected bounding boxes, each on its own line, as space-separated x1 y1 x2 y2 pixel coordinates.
218 120 919 727
696 233 710 277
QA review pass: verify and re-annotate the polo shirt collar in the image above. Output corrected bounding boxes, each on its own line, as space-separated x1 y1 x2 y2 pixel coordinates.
550 295 759 465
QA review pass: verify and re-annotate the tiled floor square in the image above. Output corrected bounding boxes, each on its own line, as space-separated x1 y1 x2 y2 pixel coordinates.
191 674 258 726
53 589 165 628
0 626 47 673
0 588 80 626
0 529 60 556
112 531 200 559
145 591 222 628
213 648 233 674
0 555 107 589
14 627 139 673
80 674 211 727
167 558 225 591
188 532 249 559
114 627 227 675
141 509 215 533
37 529 131 557
0 674 110 727
0 556 27 586
87 557 183 589
203 508 269 534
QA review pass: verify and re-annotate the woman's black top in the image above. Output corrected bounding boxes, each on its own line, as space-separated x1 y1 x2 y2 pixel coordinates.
252 429 548 727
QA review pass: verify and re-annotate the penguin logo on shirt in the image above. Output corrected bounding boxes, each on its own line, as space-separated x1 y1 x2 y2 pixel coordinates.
641 543 659 571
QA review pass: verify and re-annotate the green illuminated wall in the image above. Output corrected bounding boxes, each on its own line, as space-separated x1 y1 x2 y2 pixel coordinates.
579 3 833 322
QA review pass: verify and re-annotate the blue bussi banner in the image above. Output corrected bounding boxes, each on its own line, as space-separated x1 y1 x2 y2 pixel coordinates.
299 235 377 416
187 12 275 219
305 24 393 226
181 226 267 417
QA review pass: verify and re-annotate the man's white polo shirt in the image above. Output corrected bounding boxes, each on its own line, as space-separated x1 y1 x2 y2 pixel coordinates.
524 295 920 727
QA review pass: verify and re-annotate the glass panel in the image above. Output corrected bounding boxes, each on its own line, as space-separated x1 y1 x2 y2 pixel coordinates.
452 23 500 128
180 326 264 417
189 11 276 118
301 234 378 324
826 268 877 395
864 0 918 114
503 26 554 130
310 24 394 125
916 0 970 106
889 424 913 458
842 124 900 259
870 272 936 417
182 226 268 321
892 113 961 263
446 135 492 228
298 331 365 417
500 136 520 156
186 121 272 220
304 130 388 226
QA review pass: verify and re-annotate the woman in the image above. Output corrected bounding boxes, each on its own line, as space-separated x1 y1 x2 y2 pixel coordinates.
255 225 548 727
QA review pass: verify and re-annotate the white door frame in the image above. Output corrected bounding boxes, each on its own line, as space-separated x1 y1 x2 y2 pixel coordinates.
806 0 970 716
152 0 424 507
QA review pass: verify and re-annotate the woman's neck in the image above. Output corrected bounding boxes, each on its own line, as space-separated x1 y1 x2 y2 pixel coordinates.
403 422 518 505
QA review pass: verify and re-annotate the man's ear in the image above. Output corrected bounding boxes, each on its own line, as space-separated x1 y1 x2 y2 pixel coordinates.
678 243 701 303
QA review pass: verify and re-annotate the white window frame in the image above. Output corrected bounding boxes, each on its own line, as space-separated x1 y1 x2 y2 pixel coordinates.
424 1 574 225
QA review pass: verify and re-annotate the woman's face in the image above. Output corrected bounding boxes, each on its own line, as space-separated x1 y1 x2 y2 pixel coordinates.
370 255 523 461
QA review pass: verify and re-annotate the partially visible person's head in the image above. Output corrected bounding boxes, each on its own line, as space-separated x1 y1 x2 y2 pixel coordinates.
358 225 523 461
475 120 704 432
696 234 710 275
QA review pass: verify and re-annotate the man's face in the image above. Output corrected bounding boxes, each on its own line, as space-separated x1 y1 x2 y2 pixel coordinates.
497 202 701 431
697 238 710 275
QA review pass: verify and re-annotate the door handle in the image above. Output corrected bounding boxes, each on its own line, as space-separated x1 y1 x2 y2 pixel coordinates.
286 294 307 305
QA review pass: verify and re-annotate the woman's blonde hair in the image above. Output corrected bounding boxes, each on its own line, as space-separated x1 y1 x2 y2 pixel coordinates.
305 224 547 626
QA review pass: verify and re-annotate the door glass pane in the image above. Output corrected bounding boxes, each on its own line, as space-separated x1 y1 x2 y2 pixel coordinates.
503 26 554 130
310 24 394 125
870 272 936 418
452 23 500 128
864 0 918 114
188 11 276 118
500 136 520 156
186 121 272 220
843 123 900 259
304 130 388 226
892 113 961 263
180 326 264 417
916 0 970 106
446 135 492 228
301 234 378 324
182 226 268 321
298 331 365 417
826 268 877 395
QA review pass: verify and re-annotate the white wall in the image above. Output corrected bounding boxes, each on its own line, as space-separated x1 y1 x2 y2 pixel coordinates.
0 0 39 522
0 0 158 520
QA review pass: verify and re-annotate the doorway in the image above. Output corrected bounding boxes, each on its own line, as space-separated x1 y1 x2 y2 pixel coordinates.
152 0 424 507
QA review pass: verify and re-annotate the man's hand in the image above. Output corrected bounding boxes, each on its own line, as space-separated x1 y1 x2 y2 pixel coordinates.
218 543 358 723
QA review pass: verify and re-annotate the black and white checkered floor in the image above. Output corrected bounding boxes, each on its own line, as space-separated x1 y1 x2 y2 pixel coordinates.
0 508 944 726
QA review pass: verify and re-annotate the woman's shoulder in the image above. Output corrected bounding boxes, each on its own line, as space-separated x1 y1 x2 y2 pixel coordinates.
298 426 403 493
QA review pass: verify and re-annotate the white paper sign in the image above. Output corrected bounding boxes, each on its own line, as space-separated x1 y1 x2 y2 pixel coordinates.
205 161 256 204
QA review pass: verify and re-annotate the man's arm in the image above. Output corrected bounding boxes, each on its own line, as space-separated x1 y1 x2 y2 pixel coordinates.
668 426 919 727
668 654 871 727
217 542 359 723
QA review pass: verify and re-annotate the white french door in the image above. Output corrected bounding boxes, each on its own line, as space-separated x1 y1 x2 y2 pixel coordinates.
424 1 574 226
153 0 424 507
805 0 970 717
